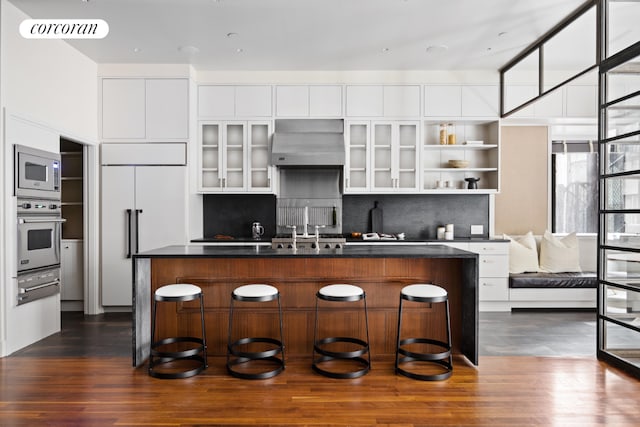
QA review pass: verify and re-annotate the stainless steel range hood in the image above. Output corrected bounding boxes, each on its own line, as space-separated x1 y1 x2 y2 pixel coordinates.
271 119 345 167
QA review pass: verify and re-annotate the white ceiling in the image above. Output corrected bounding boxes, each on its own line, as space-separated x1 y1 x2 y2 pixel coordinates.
8 0 591 71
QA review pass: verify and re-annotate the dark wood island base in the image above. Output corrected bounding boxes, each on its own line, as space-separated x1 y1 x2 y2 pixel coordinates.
133 245 478 368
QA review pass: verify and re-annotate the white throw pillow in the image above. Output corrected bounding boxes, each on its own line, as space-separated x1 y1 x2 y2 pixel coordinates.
505 232 539 274
539 231 581 273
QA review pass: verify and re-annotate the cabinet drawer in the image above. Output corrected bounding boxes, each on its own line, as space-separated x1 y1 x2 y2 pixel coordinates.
468 242 509 255
479 277 508 301
479 255 509 277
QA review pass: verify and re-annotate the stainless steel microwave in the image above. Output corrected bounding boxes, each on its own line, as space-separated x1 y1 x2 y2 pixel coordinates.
14 144 61 199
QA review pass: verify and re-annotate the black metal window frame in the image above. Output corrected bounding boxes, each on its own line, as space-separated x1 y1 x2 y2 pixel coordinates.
499 0 601 118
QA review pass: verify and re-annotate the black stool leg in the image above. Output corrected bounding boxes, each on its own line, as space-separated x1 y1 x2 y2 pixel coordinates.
395 295 403 372
200 293 208 368
445 299 453 369
226 296 235 369
149 299 158 375
277 293 286 368
363 294 371 369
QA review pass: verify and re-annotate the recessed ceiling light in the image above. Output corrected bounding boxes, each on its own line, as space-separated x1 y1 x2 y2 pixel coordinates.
498 31 508 37
381 47 390 53
425 45 448 54
133 47 141 53
236 48 244 53
226 32 238 38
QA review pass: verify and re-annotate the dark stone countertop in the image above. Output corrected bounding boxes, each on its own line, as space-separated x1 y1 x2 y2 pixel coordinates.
191 237 509 244
134 244 478 259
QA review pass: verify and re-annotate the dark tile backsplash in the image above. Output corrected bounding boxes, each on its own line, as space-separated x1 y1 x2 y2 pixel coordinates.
203 193 489 240
203 194 276 238
342 194 489 239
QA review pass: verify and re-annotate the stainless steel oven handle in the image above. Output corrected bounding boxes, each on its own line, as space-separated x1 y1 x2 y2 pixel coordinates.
20 279 60 293
18 218 67 224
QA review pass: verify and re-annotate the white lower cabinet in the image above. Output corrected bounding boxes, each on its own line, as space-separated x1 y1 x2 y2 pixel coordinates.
61 240 83 301
433 241 510 311
469 242 510 311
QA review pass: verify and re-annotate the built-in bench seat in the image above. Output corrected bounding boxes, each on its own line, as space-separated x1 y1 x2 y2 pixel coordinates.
507 234 597 309
509 272 597 289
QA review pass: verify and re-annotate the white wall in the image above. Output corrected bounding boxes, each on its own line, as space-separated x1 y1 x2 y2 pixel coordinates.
0 0 98 356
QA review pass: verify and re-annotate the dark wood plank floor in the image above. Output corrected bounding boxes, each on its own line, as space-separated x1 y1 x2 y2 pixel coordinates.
2 311 638 426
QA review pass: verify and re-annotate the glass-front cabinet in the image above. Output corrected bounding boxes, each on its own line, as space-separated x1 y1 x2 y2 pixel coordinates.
598 42 640 378
198 121 272 193
345 121 419 193
345 121 370 192
371 121 419 192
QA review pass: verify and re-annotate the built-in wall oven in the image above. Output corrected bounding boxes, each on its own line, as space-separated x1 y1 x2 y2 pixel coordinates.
14 145 65 305
16 198 65 305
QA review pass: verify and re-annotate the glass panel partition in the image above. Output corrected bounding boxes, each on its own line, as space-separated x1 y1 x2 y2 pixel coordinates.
599 43 640 378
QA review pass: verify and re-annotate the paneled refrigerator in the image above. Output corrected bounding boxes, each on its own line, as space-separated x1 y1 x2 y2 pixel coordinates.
100 143 187 306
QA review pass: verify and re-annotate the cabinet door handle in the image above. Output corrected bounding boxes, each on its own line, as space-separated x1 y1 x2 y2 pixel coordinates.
135 209 143 254
126 209 132 259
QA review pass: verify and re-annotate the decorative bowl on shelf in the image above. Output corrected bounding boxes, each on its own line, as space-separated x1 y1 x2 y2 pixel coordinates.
448 159 469 168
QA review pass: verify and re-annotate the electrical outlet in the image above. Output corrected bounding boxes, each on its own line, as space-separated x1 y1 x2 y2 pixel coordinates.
470 225 483 235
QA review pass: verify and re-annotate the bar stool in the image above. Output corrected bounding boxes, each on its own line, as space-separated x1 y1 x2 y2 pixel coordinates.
395 284 452 381
149 283 207 379
227 284 285 379
312 284 371 379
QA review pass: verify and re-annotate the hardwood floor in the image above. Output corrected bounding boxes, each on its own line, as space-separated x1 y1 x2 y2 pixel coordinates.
1 312 639 426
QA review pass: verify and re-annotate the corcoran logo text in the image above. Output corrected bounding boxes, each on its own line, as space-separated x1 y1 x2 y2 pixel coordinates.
19 19 109 39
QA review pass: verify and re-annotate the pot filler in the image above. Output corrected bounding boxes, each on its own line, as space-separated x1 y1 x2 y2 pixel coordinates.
271 119 345 237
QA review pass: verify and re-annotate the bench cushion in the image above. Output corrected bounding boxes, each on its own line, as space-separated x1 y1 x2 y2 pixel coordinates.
509 272 597 289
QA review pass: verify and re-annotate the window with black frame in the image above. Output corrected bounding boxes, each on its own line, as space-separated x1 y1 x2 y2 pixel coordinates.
552 140 598 233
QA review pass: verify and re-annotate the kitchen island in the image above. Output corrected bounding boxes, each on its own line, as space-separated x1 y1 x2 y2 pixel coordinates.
132 245 478 367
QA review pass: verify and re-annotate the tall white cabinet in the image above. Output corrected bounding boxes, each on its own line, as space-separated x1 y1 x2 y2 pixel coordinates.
101 144 187 306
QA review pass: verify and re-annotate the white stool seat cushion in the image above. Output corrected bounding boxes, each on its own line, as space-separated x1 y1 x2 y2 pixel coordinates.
156 283 202 298
234 284 278 298
319 284 364 298
401 284 447 299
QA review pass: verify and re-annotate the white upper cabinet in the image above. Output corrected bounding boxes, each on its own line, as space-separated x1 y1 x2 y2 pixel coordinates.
276 85 309 116
309 85 343 117
101 78 189 141
198 86 235 117
198 85 272 118
503 85 537 118
347 85 421 117
346 85 384 117
236 86 272 117
276 85 343 117
145 79 189 140
461 85 499 117
383 86 420 117
102 79 146 139
424 85 462 117
533 87 564 118
426 85 498 118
